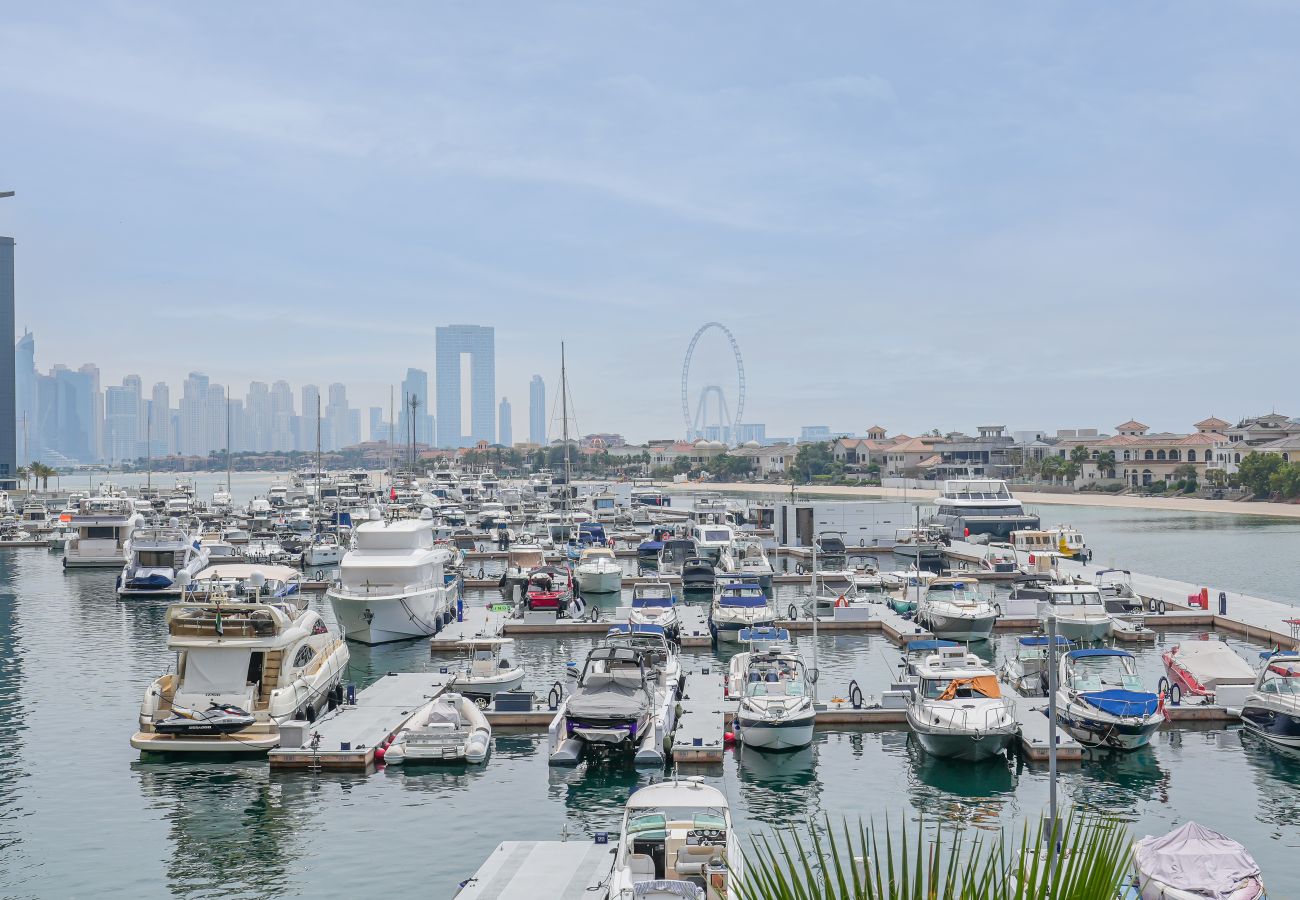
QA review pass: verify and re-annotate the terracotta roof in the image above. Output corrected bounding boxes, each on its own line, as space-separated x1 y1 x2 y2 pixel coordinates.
1115 420 1148 430
1195 417 1231 429
887 438 932 453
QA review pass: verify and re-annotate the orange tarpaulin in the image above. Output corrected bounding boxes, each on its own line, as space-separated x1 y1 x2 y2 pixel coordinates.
939 675 1001 701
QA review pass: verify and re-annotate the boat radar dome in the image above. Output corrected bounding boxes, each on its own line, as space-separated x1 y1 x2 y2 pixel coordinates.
169 517 180 527
420 507 434 520
249 571 266 591
368 507 382 521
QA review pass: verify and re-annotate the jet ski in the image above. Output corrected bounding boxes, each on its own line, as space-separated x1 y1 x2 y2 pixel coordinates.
154 702 256 736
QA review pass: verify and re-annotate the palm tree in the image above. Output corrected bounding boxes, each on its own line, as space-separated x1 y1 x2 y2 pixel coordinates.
737 809 1133 900
1040 455 1064 485
33 463 57 490
1096 450 1117 479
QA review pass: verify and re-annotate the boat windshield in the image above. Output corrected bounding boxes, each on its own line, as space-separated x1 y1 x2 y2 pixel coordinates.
1053 591 1103 607
1261 664 1300 695
628 810 727 837
747 677 805 698
1070 656 1143 692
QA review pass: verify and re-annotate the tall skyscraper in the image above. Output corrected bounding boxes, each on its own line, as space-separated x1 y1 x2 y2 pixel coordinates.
179 372 210 456
498 397 512 447
104 384 138 462
368 407 389 443
325 382 352 450
246 381 272 452
529 375 546 445
398 368 433 446
39 365 96 463
14 330 35 465
270 380 295 452
435 325 495 448
300 384 320 451
0 237 13 483
79 363 102 460
150 382 170 455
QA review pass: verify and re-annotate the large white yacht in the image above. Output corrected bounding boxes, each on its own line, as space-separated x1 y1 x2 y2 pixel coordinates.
118 523 211 597
131 569 349 754
326 509 458 644
906 644 1017 761
63 494 144 568
929 479 1039 539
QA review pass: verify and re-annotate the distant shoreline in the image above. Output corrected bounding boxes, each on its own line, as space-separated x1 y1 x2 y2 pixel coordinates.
658 481 1300 520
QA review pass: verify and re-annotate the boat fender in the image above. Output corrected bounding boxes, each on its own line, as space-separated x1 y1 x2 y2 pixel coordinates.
374 744 386 762
787 603 798 621
723 731 736 746
1156 599 1166 615
1157 676 1170 698
548 682 564 710
796 563 805 575
848 680 864 709
1169 683 1181 706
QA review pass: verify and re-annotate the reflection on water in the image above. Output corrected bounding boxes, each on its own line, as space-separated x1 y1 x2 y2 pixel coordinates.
0 554 26 868
1238 731 1300 830
902 735 1016 830
735 742 821 826
1070 744 1170 816
548 762 646 834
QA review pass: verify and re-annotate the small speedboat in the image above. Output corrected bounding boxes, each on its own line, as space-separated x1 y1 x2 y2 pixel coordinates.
710 581 774 645
1130 821 1265 900
154 702 256 737
444 638 525 705
629 581 679 635
727 627 816 752
574 546 622 594
1161 640 1256 705
916 577 997 642
1000 635 1073 696
384 692 491 764
1056 648 1165 750
1239 652 1300 749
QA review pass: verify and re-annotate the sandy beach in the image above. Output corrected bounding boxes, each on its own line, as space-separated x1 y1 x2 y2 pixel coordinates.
661 481 1300 520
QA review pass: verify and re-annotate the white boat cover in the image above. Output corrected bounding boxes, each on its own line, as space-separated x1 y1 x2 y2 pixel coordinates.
1171 642 1257 688
1133 821 1262 899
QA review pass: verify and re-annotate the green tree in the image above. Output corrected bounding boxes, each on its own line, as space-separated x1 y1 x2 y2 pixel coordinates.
1069 444 1090 466
1095 450 1117 478
1062 460 1080 484
1268 461 1300 498
1237 452 1284 496
1205 467 1227 487
791 442 833 483
1039 455 1063 484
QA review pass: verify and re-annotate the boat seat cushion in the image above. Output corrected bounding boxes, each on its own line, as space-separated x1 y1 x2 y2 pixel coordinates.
628 853 656 882
675 845 721 876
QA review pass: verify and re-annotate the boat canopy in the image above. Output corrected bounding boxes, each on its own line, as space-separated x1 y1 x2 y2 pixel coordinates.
637 541 665 553
1018 636 1074 647
607 624 667 636
939 675 1001 701
1079 689 1159 718
1066 648 1132 660
906 640 959 652
1133 822 1261 900
719 592 767 608
740 627 790 642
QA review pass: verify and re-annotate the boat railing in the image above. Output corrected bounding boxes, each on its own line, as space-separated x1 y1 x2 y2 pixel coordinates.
166 602 289 638
927 697 1016 734
332 578 443 598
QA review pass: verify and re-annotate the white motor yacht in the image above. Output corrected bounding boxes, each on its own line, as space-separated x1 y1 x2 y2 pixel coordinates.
929 478 1039 539
732 538 774 592
302 531 344 568
726 627 815 751
1036 584 1113 643
1240 653 1300 749
906 644 1017 761
709 581 774 645
1055 648 1164 750
63 494 144 568
118 523 210 597
131 579 349 753
916 577 998 641
326 509 457 644
605 778 742 899
574 546 623 594
629 582 679 635
999 635 1073 696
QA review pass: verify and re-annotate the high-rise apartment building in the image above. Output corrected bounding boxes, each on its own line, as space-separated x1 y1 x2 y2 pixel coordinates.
435 325 495 448
179 372 210 456
270 380 295 451
0 238 13 484
14 330 34 465
529 375 546 445
498 397 512 447
398 368 433 447
246 381 271 452
149 382 170 455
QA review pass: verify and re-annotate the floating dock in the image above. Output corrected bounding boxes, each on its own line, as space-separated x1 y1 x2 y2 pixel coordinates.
1017 705 1083 762
430 604 508 649
268 672 450 770
455 840 615 899
671 669 729 764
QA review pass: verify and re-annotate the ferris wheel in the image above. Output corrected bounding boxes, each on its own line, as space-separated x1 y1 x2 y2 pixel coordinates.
681 322 745 439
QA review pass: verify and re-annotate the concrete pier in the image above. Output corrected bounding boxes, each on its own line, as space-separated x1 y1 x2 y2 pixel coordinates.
455 840 615 900
672 669 729 764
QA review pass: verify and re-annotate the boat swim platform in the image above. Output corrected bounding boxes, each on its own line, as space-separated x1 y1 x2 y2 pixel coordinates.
268 672 450 771
455 840 615 900
672 670 729 764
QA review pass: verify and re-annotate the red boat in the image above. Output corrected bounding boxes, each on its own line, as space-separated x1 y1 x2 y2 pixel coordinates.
1161 640 1256 701
523 565 578 617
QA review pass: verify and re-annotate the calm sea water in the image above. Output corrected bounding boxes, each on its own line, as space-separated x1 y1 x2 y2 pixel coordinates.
3 476 1298 897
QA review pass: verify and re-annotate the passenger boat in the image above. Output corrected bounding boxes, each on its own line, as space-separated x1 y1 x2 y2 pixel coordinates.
301 531 344 567
118 523 211 597
999 635 1073 696
906 644 1017 762
726 627 815 751
574 546 623 594
1055 648 1164 750
915 577 998 641
326 510 458 644
63 494 144 567
443 638 525 705
383 692 491 764
709 581 774 644
605 777 741 899
929 479 1039 539
1239 653 1300 749
1161 639 1256 705
629 582 679 635
549 625 681 766
1129 821 1265 900
131 583 349 753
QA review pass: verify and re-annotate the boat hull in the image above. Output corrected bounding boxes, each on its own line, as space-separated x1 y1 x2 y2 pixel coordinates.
1239 703 1300 748
920 611 997 642
1052 617 1113 643
574 570 622 594
912 726 1015 762
328 586 452 644
1057 705 1162 750
710 616 776 644
736 712 815 751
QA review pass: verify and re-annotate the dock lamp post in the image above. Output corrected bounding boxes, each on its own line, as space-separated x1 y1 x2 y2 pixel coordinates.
1042 606 1062 884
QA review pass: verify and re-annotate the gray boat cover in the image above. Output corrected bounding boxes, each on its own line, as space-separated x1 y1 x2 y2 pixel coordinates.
567 673 651 721
1133 821 1262 899
1170 642 1257 688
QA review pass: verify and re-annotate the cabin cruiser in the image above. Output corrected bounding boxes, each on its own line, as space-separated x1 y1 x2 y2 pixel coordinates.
191 563 304 601
929 479 1039 539
709 581 774 645
689 520 734 570
1034 584 1113 643
301 531 344 568
726 627 815 751
656 538 696 578
383 692 491 764
118 524 210 597
210 489 233 512
1240 653 1300 748
63 495 145 567
629 582 679 636
245 531 292 565
681 552 717 590
574 546 623 594
585 490 619 522
906 644 1017 761
500 542 546 598
285 507 313 533
47 523 76 550
606 777 741 900
915 577 998 642
20 500 49 528
549 625 682 766
326 510 458 644
732 538 774 592
999 635 1073 696
476 501 509 529
1129 822 1265 900
443 638 525 705
220 524 251 545
892 526 946 566
1161 640 1257 707
1055 648 1164 750
131 581 349 753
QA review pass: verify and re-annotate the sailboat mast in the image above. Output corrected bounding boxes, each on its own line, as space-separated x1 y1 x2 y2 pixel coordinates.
145 400 152 492
225 386 232 494
315 394 321 503
560 342 572 522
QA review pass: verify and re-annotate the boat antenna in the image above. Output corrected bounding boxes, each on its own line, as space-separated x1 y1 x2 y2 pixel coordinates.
560 342 572 530
315 393 322 506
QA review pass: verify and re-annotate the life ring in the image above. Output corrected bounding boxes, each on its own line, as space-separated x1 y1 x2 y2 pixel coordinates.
835 595 849 608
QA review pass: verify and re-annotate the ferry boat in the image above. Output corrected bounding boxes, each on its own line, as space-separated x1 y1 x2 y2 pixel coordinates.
906 644 1017 761
326 510 457 644
118 524 210 597
930 479 1039 539
131 578 349 753
63 494 144 568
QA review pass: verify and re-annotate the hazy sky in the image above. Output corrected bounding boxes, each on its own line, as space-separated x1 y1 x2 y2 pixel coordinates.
2 2 1297 441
